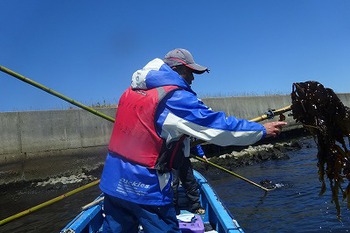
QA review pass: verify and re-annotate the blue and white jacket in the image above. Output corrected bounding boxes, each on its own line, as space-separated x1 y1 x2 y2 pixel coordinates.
100 58 266 206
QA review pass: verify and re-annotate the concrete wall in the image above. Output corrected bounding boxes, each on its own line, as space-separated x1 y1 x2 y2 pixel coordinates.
0 108 116 184
1 93 350 184
0 108 115 163
203 95 292 119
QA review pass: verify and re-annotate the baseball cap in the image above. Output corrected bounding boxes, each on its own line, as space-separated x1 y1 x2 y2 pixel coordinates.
164 48 209 74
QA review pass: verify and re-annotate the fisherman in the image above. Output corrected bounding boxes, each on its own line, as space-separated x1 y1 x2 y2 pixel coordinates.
172 142 207 215
99 48 287 233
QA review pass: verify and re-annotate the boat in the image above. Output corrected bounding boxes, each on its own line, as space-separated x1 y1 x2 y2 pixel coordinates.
60 170 244 233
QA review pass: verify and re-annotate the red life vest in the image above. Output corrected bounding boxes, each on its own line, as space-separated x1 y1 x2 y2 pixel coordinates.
108 85 183 171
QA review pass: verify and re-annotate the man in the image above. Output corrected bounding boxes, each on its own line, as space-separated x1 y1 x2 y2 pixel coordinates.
99 48 287 233
172 143 207 215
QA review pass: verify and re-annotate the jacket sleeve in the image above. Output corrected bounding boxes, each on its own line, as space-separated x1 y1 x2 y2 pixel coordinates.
190 144 205 157
156 89 266 147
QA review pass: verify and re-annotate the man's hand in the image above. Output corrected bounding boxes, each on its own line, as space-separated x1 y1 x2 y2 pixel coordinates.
263 121 287 137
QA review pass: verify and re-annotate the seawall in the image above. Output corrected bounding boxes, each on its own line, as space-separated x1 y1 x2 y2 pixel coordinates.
1 93 350 184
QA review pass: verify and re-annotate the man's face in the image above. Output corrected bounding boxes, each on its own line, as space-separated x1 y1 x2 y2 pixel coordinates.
174 66 195 85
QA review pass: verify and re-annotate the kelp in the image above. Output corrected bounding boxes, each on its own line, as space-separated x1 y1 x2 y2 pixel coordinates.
291 81 350 219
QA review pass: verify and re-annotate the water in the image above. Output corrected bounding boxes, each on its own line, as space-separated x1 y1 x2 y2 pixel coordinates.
208 138 350 232
0 171 102 233
1 137 350 232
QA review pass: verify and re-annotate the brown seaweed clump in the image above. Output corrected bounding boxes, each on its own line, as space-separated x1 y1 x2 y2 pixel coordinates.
291 81 350 219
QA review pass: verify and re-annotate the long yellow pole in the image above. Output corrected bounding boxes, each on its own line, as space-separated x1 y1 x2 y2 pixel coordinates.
0 65 291 124
0 65 291 225
0 179 100 226
194 156 272 192
0 66 115 123
249 105 292 122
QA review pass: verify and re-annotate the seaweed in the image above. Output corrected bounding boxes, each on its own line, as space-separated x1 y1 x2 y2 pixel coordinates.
291 81 350 219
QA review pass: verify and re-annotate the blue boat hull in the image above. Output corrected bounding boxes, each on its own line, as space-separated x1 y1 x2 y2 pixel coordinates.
61 170 244 233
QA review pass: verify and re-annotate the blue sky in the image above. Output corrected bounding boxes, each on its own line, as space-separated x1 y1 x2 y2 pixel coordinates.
1 0 350 112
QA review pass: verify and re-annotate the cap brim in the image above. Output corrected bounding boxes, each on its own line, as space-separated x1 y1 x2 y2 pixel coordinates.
185 63 208 74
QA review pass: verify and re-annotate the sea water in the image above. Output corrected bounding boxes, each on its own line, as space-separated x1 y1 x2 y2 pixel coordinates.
209 137 350 232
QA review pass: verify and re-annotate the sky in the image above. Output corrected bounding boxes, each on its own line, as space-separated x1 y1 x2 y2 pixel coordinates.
1 0 350 112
